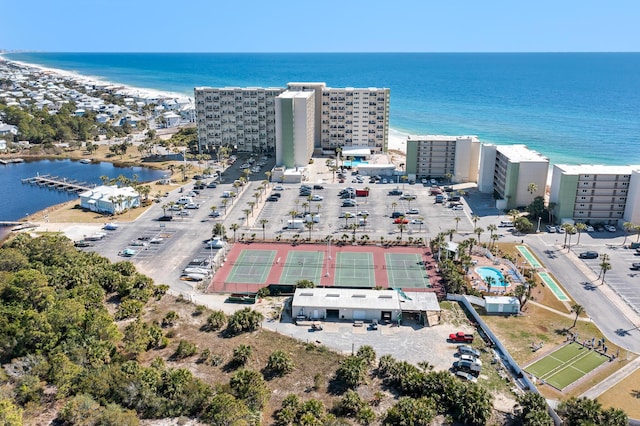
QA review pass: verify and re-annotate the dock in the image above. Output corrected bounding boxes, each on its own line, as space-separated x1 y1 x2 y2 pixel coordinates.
0 158 25 165
21 174 95 193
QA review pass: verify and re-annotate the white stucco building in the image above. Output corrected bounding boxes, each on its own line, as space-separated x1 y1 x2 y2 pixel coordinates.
405 135 481 183
478 144 549 210
549 164 640 226
275 90 315 169
79 185 140 215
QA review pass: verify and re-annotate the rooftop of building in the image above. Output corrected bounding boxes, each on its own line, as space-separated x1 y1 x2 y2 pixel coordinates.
554 164 640 175
407 134 479 142
278 90 314 99
494 144 548 163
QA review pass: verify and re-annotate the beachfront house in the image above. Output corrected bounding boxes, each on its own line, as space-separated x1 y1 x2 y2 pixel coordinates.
79 185 140 215
0 122 18 137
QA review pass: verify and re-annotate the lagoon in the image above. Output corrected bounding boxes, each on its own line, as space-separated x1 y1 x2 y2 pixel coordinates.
0 159 167 221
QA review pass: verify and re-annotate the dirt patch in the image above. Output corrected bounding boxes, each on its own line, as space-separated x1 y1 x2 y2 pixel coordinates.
597 367 640 419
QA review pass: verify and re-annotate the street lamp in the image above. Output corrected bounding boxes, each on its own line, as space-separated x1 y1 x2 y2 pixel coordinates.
536 216 542 233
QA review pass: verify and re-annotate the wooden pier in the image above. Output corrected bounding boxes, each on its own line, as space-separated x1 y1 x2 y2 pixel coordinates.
0 158 25 165
21 174 95 193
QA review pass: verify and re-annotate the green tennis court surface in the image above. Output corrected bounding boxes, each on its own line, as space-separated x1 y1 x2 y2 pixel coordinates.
385 253 431 288
537 272 569 301
280 251 325 285
226 250 276 284
334 252 375 287
525 342 608 390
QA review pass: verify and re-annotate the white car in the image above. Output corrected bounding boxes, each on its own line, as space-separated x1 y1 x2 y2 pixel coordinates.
185 203 200 209
204 238 226 249
410 219 424 225
545 225 556 233
176 210 190 216
556 226 565 234
452 205 464 210
605 225 617 232
273 185 284 191
455 371 478 383
311 195 324 201
585 225 595 232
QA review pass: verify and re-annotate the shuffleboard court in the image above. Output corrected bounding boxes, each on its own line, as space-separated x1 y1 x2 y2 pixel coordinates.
525 342 609 390
334 252 375 287
385 253 431 288
226 249 276 284
280 251 325 285
537 272 570 301
516 245 542 269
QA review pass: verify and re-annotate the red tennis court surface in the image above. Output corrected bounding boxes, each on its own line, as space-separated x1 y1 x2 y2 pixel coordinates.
206 242 444 296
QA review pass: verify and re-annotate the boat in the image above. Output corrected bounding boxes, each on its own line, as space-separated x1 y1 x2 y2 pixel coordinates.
79 159 92 164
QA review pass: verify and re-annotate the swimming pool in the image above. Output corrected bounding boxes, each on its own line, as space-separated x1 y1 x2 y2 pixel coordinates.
343 160 369 168
475 266 508 287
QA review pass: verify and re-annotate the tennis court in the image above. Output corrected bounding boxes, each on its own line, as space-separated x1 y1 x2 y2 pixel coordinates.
279 251 325 285
385 253 431 288
525 342 609 390
334 252 376 287
225 249 276 284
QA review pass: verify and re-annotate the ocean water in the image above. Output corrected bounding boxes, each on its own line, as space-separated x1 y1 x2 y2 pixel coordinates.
5 52 640 166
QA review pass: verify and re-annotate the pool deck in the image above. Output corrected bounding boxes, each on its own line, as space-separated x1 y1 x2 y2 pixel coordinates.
469 255 513 294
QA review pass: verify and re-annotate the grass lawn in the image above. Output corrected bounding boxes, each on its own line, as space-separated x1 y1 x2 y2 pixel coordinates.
597 367 640 419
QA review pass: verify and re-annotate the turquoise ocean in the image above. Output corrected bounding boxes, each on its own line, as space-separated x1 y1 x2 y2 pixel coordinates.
5 52 640 166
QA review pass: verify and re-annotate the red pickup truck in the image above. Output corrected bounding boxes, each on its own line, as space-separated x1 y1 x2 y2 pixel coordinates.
449 331 475 343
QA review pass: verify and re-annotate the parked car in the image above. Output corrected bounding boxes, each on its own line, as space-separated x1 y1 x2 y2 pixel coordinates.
406 208 420 215
459 354 482 365
448 332 474 343
176 210 190 216
74 240 94 248
546 225 556 233
457 345 481 358
630 263 640 271
410 219 424 225
266 196 279 202
579 251 599 259
585 225 595 232
394 218 409 224
357 211 370 216
273 185 284 191
185 203 200 209
388 189 403 196
452 360 481 375
342 201 357 207
209 211 221 217
605 225 617 232
390 211 404 218
158 215 173 221
311 195 324 201
207 182 218 188
313 184 324 190
454 370 478 383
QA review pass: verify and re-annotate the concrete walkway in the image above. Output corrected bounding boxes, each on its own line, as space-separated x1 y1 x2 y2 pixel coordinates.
526 300 592 322
580 355 640 399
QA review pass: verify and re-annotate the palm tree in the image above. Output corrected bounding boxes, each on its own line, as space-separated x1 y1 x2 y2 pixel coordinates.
253 192 261 205
161 203 169 217
230 223 240 242
302 202 310 214
599 257 612 284
575 222 587 245
623 222 635 246
391 202 398 213
490 233 499 249
454 216 461 231
527 182 538 201
465 237 476 256
565 224 576 251
485 276 496 293
471 214 480 229
305 221 314 240
289 210 299 223
514 284 527 305
221 198 229 214
508 209 520 224
446 228 455 242
259 219 269 241
487 224 498 242
363 187 370 203
397 222 406 241
210 205 218 218
570 304 584 329
265 171 272 183
360 213 368 230
474 227 485 243
547 201 556 225
242 209 251 226
344 212 353 229
247 201 255 214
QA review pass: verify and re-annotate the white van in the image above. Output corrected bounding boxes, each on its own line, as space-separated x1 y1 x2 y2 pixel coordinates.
176 196 193 205
499 220 514 227
304 214 321 223
287 219 304 229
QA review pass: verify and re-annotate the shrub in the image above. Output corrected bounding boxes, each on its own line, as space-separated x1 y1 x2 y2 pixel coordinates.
226 308 264 336
232 344 253 366
115 299 144 320
162 311 179 327
205 310 227 332
173 340 197 360
266 350 295 376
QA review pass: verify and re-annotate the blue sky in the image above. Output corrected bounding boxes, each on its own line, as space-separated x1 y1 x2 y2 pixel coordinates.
3 0 639 52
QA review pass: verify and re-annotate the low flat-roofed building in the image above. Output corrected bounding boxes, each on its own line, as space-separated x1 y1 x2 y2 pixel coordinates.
79 185 140 215
484 296 520 315
292 288 441 326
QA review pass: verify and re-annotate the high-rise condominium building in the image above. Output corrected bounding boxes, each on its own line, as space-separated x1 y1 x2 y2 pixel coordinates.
194 83 390 155
478 144 549 210
405 135 481 183
549 164 640 226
